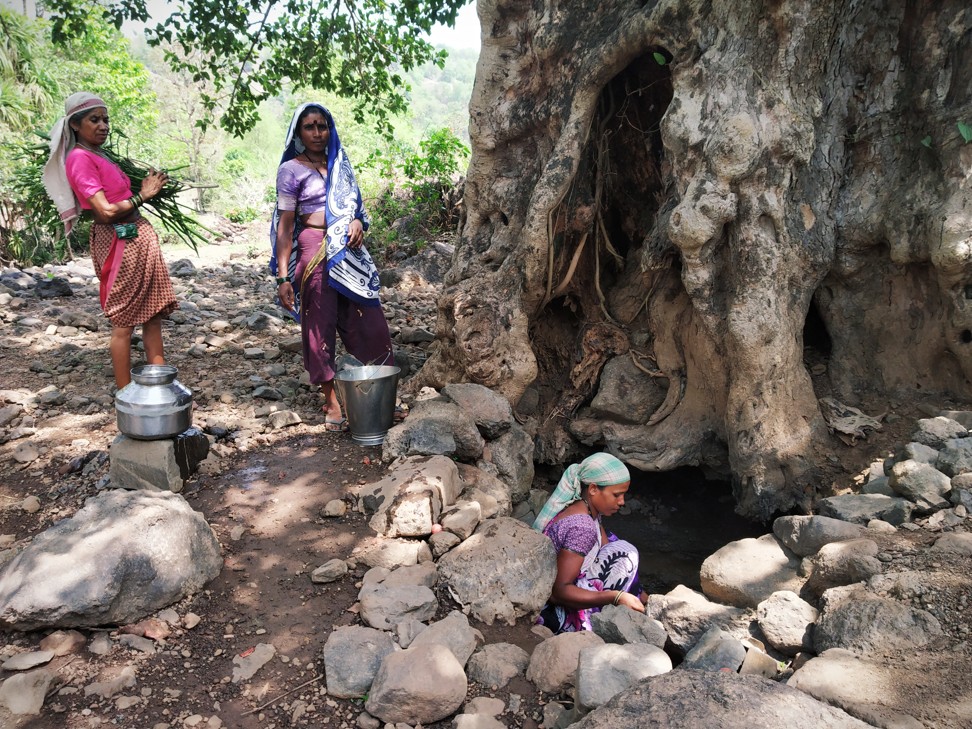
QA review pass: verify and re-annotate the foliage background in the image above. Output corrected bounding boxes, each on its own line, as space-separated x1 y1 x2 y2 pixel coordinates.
0 4 476 265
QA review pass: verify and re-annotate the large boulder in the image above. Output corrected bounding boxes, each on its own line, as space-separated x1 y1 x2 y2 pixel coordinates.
526 631 604 693
322 625 396 699
0 490 221 630
699 534 804 608
772 515 866 557
680 626 747 672
887 460 952 514
437 517 556 625
571 670 873 728
360 455 461 538
816 494 914 526
574 642 672 713
479 423 535 504
408 609 484 667
646 585 752 654
813 585 943 654
589 355 669 424
358 564 438 631
382 399 485 461
351 536 433 569
910 417 967 449
457 463 513 519
788 648 944 729
442 382 514 439
800 539 883 601
365 643 467 724
933 436 972 477
756 591 818 656
590 604 668 648
466 643 530 689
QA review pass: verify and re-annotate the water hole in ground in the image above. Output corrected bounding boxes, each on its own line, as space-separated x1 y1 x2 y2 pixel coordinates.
606 466 766 595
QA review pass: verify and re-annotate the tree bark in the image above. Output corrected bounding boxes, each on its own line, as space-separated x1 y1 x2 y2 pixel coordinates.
416 0 972 520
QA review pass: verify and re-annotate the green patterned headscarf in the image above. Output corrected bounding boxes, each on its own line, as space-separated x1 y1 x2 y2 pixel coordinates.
532 453 630 531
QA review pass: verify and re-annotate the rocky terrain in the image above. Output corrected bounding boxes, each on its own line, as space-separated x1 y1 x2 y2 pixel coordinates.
0 232 970 729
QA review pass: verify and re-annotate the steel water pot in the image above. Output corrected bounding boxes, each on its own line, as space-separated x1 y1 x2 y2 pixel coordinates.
115 364 192 440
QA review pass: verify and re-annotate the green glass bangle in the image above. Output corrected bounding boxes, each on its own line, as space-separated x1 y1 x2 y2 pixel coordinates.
275 276 292 285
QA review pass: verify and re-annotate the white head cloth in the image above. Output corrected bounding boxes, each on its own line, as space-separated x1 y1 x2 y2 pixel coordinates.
41 92 107 236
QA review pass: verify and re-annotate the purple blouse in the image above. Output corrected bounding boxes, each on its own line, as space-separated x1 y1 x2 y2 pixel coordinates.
275 159 327 214
543 514 600 556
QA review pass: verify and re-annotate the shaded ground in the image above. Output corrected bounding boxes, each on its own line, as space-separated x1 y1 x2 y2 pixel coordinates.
0 232 552 728
1 427 548 727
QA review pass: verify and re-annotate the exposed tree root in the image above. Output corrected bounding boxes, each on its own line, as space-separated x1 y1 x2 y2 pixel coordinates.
629 348 666 378
646 368 686 425
550 231 589 299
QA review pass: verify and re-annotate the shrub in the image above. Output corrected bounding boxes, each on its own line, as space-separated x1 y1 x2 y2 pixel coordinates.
364 127 468 258
226 206 261 224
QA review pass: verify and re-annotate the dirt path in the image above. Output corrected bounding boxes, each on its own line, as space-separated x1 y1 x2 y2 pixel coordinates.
0 230 549 728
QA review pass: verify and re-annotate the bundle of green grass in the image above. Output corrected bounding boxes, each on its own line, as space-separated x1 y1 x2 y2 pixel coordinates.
8 132 213 256
94 136 215 254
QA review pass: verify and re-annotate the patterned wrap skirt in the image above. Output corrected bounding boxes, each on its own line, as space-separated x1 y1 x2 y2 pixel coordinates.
538 530 641 634
90 218 178 328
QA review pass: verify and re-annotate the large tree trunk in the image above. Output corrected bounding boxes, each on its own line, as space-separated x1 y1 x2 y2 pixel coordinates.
416 0 972 520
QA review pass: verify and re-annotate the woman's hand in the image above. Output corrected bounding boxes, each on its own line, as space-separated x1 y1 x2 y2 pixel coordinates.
347 218 364 250
278 281 295 311
139 169 169 201
616 591 646 613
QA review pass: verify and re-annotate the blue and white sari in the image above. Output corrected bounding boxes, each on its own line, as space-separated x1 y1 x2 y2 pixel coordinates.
269 102 381 320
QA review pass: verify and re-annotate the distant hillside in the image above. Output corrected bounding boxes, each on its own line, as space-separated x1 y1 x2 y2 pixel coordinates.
405 47 478 142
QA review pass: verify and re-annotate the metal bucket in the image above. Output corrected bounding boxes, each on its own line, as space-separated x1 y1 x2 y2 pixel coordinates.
115 364 193 440
333 365 401 446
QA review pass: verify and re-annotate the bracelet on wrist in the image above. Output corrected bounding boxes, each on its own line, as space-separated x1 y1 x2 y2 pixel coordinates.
275 276 292 285
613 591 623 606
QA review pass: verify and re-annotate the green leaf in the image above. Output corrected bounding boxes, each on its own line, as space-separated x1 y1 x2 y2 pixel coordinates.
958 122 972 144
653 52 667 66
920 135 932 148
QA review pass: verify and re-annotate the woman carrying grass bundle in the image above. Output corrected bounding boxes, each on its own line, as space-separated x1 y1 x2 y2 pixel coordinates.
270 102 394 432
42 92 177 389
533 453 649 633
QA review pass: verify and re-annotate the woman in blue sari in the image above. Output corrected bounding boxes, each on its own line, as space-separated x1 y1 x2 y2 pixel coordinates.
270 103 393 431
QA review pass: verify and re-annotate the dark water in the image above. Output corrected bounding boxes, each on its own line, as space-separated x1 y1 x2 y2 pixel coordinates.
604 467 766 594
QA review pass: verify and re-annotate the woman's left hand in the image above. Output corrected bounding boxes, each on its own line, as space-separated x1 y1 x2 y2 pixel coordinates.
347 219 364 250
617 591 646 613
139 169 168 201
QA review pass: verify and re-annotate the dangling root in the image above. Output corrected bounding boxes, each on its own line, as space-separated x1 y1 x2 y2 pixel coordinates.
551 231 589 299
646 368 686 425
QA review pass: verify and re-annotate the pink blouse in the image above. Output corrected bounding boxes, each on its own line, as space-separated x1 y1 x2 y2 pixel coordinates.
65 147 133 208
